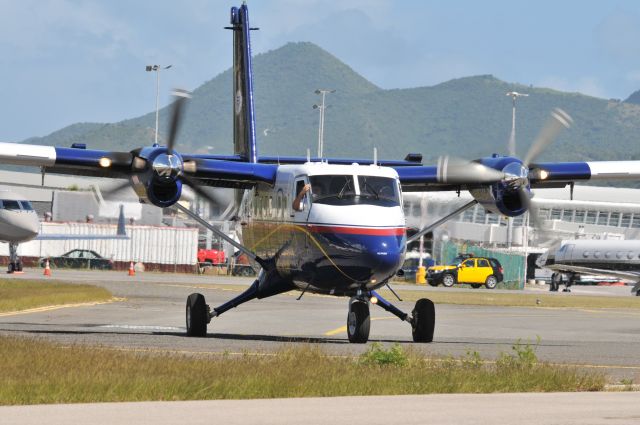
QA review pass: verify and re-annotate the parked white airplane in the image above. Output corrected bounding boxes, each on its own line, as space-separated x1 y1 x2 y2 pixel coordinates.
537 239 640 296
0 189 127 273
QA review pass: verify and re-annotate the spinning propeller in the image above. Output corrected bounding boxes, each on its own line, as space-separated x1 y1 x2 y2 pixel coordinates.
434 108 573 224
99 89 224 209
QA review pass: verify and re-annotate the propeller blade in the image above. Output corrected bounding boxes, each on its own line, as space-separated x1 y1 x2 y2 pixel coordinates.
522 108 573 167
101 180 133 199
166 89 191 154
517 185 542 229
181 174 224 207
437 156 506 184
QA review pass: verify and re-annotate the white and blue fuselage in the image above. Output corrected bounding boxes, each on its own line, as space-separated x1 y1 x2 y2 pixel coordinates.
240 162 406 295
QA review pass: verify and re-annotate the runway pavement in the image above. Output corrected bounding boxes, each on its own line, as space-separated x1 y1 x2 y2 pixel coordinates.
3 393 640 425
1 268 640 383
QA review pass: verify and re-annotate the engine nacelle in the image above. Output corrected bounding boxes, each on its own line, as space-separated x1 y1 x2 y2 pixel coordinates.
130 147 184 208
469 184 526 217
470 157 530 218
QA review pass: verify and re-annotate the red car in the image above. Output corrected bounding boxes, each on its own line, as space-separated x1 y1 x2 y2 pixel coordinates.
197 249 225 265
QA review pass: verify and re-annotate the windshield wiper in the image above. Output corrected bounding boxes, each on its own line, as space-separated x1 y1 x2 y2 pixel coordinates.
361 180 380 200
338 179 353 199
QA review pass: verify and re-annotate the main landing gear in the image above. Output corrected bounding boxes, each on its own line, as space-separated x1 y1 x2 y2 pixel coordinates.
347 291 435 344
185 268 295 338
550 272 576 293
184 271 435 344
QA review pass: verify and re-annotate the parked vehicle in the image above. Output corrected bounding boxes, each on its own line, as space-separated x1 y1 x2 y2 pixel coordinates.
40 249 113 270
231 252 256 276
400 253 434 281
197 248 226 265
427 256 503 289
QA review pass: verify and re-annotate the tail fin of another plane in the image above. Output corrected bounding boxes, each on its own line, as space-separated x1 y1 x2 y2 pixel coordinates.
228 4 258 164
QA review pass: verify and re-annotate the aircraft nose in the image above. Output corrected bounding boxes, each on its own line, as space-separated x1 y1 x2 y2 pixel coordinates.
366 237 403 281
4 212 40 240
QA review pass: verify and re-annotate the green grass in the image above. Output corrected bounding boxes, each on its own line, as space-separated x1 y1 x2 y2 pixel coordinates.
377 288 640 309
0 279 112 313
0 336 604 405
169 281 640 310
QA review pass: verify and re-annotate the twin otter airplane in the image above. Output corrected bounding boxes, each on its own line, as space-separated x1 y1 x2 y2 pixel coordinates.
2 4 640 343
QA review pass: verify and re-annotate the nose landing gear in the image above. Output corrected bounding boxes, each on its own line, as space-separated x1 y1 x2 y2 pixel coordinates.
345 291 435 344
347 298 371 343
7 243 23 274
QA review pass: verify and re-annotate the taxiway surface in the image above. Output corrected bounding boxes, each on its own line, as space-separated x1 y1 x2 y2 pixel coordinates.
1 269 639 382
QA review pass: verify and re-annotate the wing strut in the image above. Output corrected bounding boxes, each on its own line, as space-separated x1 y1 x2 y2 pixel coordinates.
174 203 266 268
407 200 478 244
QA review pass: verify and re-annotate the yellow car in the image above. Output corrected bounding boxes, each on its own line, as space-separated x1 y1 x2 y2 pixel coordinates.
427 256 504 289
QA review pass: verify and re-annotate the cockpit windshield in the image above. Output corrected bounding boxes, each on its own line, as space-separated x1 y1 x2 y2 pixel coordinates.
0 199 34 211
309 175 356 205
357 176 400 206
308 174 400 207
19 201 34 211
1 200 21 210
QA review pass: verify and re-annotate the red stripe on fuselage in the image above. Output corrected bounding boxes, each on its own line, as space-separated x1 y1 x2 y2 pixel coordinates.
306 225 406 236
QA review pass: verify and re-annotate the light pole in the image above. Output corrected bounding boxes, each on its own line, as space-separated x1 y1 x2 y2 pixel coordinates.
505 91 528 249
313 89 335 158
505 91 528 156
146 64 172 146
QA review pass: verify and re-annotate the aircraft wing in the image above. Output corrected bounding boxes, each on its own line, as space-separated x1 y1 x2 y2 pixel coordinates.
543 263 640 283
394 160 640 192
0 142 278 187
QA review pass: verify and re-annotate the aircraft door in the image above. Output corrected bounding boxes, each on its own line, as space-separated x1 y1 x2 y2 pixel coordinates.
291 177 311 222
559 244 575 264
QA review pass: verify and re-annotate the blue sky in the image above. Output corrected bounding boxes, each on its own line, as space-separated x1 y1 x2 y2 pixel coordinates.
2 0 640 141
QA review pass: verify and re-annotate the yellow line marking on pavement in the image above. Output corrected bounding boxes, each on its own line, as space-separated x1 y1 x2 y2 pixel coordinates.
0 297 124 317
324 317 395 336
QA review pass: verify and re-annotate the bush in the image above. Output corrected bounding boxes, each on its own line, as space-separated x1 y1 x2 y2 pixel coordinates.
360 343 408 367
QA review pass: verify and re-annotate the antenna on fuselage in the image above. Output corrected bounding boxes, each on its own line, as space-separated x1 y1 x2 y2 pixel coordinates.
373 147 377 166
306 148 311 163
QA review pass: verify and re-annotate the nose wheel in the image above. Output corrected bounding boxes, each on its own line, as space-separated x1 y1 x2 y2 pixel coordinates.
347 298 370 343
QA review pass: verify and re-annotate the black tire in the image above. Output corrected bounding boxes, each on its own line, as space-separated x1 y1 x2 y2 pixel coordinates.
186 293 208 337
347 301 370 343
636 290 640 297
442 273 456 287
485 275 498 289
412 298 435 343
470 284 481 289
7 263 14 274
16 261 22 272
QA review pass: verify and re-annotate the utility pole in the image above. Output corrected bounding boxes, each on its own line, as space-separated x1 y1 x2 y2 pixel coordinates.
146 64 173 146
506 91 528 157
313 89 335 158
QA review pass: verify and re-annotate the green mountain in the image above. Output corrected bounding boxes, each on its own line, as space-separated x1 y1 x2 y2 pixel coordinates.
20 42 640 166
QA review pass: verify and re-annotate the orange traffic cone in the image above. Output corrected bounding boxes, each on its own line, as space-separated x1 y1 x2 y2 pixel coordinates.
128 261 135 276
43 259 51 276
